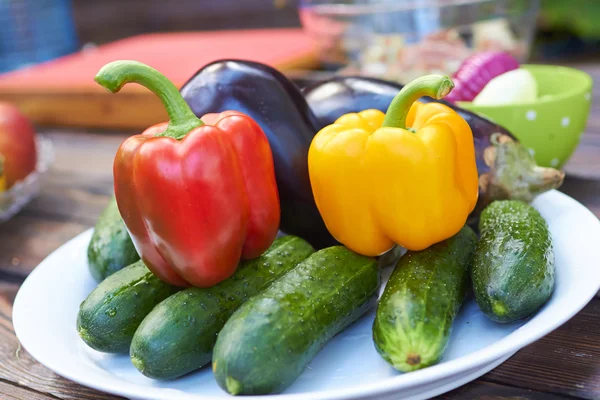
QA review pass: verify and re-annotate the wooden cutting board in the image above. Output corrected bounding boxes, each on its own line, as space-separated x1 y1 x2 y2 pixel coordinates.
0 29 318 131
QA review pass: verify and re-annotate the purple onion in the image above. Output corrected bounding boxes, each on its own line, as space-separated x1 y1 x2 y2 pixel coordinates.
445 52 520 103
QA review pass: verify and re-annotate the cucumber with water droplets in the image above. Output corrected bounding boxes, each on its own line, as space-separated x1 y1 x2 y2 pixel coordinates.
77 260 180 353
372 226 477 372
129 235 314 380
212 246 380 395
472 200 554 323
87 196 139 282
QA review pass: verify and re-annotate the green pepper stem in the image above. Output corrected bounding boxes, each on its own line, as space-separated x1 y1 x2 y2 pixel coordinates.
94 60 203 139
382 75 454 129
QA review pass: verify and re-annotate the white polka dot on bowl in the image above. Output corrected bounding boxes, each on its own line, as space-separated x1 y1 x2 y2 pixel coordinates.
585 92 591 101
526 110 537 121
528 148 535 156
550 158 560 167
561 117 570 127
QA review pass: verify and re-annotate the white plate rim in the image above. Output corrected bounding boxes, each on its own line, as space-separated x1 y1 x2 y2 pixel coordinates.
12 190 600 400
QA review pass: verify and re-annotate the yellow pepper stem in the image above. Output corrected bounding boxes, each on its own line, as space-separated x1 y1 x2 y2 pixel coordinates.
382 75 455 129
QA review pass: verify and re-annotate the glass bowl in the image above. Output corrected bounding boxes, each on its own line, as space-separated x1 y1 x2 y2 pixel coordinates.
0 135 54 222
298 0 540 83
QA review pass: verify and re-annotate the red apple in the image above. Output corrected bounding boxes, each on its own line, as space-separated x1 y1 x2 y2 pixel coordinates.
0 102 37 189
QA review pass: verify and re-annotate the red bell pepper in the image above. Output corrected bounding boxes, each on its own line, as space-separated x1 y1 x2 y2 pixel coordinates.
95 61 280 288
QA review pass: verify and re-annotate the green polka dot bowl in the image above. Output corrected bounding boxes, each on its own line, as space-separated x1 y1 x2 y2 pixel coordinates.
457 64 593 169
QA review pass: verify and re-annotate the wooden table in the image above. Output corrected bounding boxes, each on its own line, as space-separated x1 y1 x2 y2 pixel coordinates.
1 65 599 400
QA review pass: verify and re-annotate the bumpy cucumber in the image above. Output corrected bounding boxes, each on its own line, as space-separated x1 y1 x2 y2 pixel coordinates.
77 260 179 353
472 200 554 323
212 246 380 395
87 196 139 282
129 235 314 380
372 226 477 372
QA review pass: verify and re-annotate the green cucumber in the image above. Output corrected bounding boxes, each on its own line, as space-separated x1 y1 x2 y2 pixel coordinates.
77 260 180 353
129 235 314 380
87 196 139 282
472 200 555 323
372 226 477 372
212 246 380 395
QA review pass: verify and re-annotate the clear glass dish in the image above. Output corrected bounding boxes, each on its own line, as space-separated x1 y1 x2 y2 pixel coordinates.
299 0 540 83
0 135 54 222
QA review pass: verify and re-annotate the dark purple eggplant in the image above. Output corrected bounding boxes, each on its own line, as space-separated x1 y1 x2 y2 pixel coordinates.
180 60 337 249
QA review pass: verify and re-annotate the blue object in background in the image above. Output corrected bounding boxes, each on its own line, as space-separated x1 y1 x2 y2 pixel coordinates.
0 0 79 74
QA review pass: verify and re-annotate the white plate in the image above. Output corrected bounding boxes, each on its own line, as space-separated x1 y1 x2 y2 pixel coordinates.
13 190 600 400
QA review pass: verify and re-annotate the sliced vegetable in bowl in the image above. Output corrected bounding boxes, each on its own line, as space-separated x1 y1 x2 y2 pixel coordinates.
443 51 520 104
472 68 538 105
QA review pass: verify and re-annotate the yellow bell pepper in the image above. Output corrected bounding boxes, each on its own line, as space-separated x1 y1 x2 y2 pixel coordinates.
308 75 479 256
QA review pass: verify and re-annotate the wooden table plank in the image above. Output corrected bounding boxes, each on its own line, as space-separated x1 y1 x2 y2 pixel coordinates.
442 380 577 400
0 215 90 280
0 381 58 400
564 134 600 180
0 283 19 305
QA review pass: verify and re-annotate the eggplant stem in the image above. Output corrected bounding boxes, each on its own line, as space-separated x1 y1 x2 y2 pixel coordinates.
481 133 565 203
